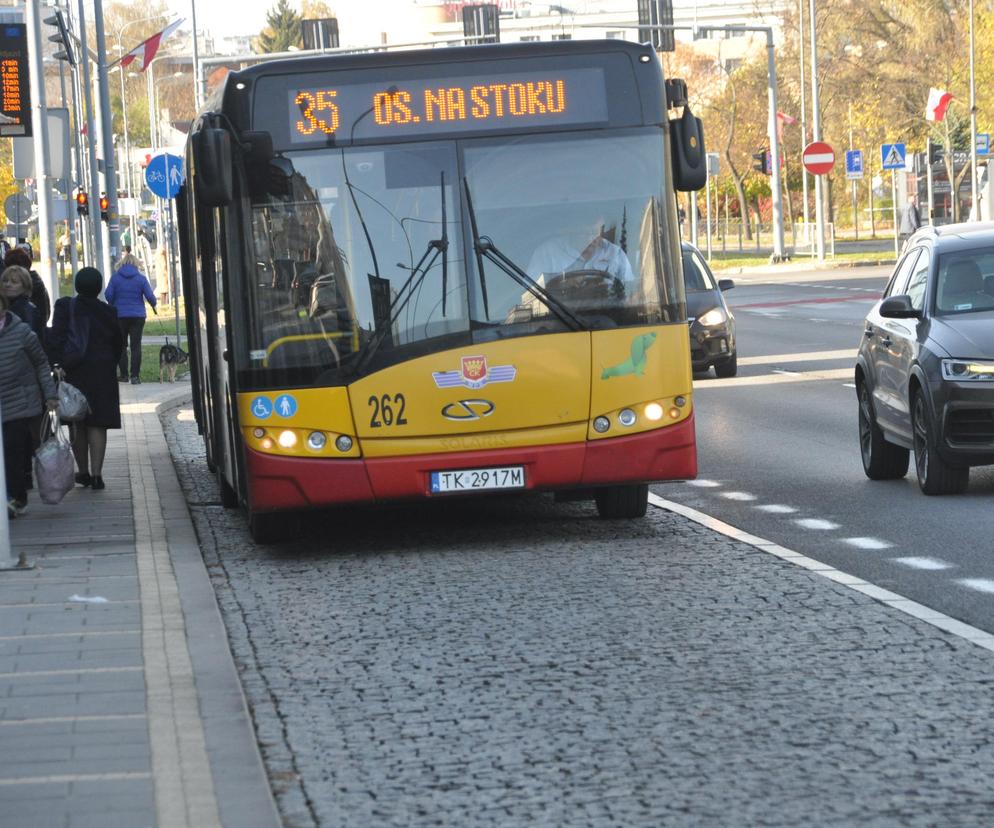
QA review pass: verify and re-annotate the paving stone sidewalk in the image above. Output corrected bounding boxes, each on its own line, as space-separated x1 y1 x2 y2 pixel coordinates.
0 381 279 828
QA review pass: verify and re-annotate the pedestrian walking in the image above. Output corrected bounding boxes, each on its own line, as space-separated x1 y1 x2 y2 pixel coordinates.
47 267 123 491
1 265 44 339
4 245 51 327
0 290 58 517
105 250 156 384
900 194 922 243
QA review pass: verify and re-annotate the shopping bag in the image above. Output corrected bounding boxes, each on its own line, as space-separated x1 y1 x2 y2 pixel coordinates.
33 411 75 505
56 376 90 422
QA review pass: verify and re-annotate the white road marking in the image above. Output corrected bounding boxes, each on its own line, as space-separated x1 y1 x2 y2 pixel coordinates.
892 557 954 571
842 383 856 388
720 491 757 501
772 368 800 375
738 349 855 366
754 504 798 514
794 518 841 530
686 479 721 488
697 368 852 388
647 493 994 653
842 537 894 550
956 579 994 594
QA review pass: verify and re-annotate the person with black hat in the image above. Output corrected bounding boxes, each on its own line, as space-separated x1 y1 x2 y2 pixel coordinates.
46 267 124 490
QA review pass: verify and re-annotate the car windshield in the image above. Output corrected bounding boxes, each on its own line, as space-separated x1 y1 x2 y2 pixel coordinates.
935 249 994 315
462 130 682 339
682 248 716 291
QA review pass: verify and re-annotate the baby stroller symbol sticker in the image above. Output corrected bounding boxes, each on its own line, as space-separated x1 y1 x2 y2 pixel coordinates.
251 396 273 419
274 394 298 418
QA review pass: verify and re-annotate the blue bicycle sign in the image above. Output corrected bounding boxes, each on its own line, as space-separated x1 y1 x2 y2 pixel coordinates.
145 153 184 199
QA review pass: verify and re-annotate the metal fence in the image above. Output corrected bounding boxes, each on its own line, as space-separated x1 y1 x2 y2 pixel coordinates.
688 220 836 257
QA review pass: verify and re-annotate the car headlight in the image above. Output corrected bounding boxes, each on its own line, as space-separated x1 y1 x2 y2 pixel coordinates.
941 359 994 381
697 307 726 327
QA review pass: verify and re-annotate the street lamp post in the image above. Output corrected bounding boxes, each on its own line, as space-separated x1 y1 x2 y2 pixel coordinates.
970 0 978 219
808 0 825 261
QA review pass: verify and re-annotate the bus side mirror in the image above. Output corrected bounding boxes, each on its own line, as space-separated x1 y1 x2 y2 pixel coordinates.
191 128 233 206
670 105 707 192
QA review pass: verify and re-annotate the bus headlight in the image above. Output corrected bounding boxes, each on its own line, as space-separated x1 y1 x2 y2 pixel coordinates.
618 408 637 427
277 430 298 449
593 416 610 433
307 431 327 451
335 435 354 452
644 402 663 421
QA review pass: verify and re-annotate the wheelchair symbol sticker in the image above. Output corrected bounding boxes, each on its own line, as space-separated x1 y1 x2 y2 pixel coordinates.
274 394 298 418
251 396 273 419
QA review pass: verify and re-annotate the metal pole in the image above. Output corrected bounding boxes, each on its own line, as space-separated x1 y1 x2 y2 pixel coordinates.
970 0 978 220
809 0 825 261
849 103 858 241
57 57 75 286
92 0 119 269
766 29 785 262
190 0 202 110
26 0 57 306
892 169 899 256
927 142 935 226
166 191 180 346
798 0 810 229
76 0 104 273
705 167 712 260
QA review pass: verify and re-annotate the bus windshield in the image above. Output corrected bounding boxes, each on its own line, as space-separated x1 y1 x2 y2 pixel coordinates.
241 130 681 384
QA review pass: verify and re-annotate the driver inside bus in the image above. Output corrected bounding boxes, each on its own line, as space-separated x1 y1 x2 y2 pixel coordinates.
526 212 635 299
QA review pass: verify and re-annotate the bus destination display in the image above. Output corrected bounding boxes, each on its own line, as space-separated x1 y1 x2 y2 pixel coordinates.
286 67 607 143
0 24 30 137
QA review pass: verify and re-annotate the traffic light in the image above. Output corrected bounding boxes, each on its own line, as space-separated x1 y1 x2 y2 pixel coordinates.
752 149 770 175
75 191 88 216
43 9 75 67
99 195 109 222
927 137 943 165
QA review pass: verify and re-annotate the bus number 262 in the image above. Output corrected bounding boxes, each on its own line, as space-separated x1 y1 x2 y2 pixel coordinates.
368 393 408 428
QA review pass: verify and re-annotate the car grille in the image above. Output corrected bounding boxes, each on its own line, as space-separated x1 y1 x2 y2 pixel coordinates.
947 409 994 445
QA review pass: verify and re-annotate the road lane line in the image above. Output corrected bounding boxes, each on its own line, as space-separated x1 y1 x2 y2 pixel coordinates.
720 491 756 501
892 557 954 571
695 368 852 388
738 348 855 366
754 504 798 514
842 537 894 550
794 518 841 530
647 493 994 652
956 579 994 594
686 479 721 488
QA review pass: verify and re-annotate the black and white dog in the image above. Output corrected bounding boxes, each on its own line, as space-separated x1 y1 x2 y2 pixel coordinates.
159 338 189 383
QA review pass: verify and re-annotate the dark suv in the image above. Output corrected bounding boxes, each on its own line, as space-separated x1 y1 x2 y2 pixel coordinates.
856 221 994 494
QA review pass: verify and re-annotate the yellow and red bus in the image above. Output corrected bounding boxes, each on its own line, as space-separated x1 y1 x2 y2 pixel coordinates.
179 39 706 542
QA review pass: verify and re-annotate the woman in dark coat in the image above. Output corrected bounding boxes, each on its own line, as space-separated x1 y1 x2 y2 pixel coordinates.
4 246 50 327
47 267 123 491
1 265 43 339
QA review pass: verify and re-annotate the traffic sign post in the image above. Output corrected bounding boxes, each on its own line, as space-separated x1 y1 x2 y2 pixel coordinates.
976 133 990 157
145 154 185 346
845 150 864 180
880 143 907 256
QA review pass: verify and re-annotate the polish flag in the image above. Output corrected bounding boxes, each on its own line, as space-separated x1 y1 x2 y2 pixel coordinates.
925 88 953 122
776 111 798 142
111 19 184 73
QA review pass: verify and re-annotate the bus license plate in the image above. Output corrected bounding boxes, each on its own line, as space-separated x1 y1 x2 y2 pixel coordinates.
430 466 525 494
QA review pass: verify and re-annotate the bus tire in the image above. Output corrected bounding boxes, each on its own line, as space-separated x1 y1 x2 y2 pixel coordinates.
595 483 649 519
218 471 239 508
248 510 291 544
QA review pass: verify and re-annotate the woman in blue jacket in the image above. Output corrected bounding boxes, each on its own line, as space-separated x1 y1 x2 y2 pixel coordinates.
105 248 156 384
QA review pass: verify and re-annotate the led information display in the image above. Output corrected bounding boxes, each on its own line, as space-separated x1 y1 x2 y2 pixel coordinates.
286 67 607 143
0 24 30 137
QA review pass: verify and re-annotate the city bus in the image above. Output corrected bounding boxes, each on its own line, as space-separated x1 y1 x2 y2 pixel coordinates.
178 39 707 542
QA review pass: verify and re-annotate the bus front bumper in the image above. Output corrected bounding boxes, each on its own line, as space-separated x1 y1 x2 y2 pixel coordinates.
245 414 697 511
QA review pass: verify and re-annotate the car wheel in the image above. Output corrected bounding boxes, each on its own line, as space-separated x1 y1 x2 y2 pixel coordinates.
714 352 738 378
858 381 909 479
912 391 969 495
595 483 649 518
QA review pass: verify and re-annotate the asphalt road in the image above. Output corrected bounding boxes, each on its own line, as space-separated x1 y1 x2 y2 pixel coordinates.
659 263 994 634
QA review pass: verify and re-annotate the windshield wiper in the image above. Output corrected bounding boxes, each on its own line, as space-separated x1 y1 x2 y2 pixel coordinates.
349 172 449 376
462 177 584 332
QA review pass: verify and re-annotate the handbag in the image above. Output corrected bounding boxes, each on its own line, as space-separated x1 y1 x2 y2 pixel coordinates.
61 297 90 369
33 411 75 505
55 369 90 421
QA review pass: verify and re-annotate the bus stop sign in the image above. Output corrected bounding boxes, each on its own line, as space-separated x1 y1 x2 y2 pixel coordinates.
145 153 184 199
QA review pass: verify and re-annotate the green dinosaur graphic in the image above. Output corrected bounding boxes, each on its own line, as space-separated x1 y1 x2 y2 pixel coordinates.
601 332 657 379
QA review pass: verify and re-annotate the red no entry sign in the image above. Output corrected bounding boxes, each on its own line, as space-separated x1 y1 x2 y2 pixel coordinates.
802 141 835 175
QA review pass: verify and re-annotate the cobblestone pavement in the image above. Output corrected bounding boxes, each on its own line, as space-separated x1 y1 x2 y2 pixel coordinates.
162 404 994 828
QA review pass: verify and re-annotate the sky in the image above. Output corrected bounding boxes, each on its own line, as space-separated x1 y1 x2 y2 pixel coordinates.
169 0 386 41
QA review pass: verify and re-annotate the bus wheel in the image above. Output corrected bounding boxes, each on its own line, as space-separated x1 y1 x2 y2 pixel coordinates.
595 484 649 519
248 511 295 544
218 471 239 508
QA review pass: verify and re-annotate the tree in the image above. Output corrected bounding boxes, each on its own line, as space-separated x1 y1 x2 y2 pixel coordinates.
257 0 302 54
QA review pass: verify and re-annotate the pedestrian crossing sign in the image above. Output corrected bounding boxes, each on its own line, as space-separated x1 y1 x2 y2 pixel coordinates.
880 143 906 170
